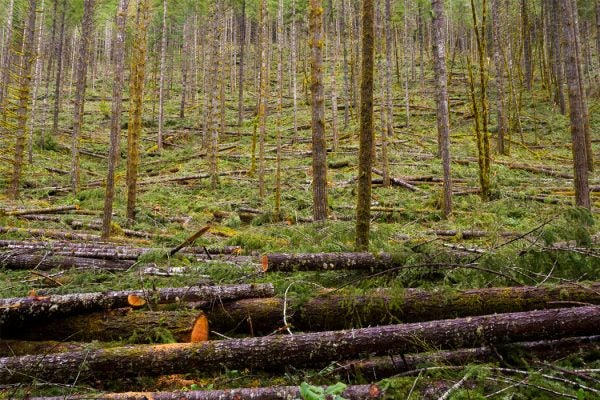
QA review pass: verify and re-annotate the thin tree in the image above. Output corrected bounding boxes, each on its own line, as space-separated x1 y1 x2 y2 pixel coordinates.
70 0 96 194
560 0 590 209
491 0 507 155
257 0 268 198
0 0 15 108
310 0 328 221
28 0 45 163
157 0 167 150
275 0 284 218
356 0 374 250
382 0 394 187
8 0 38 200
102 0 129 239
522 0 532 90
52 0 66 137
126 0 151 224
431 0 452 218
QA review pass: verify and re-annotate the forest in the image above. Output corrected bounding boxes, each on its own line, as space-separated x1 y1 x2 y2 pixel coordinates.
0 0 599 398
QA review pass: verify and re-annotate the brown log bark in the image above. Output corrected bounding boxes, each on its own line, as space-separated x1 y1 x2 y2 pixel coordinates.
0 284 275 331
4 205 78 216
3 309 202 343
206 283 600 333
29 384 382 400
0 252 133 271
0 339 106 357
0 306 598 383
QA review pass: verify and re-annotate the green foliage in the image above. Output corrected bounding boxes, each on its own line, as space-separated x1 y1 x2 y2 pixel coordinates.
298 382 347 400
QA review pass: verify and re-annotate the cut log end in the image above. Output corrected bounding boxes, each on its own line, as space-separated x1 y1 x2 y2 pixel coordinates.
127 294 146 308
261 255 269 272
190 313 209 343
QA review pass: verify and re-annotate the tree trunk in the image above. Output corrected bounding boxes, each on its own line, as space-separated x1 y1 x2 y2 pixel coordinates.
340 0 350 127
102 0 129 240
310 0 328 222
157 0 167 150
549 0 566 114
257 0 268 198
27 0 46 163
70 0 96 194
8 0 38 200
597 0 600 70
0 0 14 107
356 0 374 250
29 385 382 400
0 253 133 271
492 0 507 154
431 0 452 218
126 0 151 224
560 0 590 209
1 306 599 383
51 0 66 137
0 284 275 331
522 0 532 90
237 0 245 132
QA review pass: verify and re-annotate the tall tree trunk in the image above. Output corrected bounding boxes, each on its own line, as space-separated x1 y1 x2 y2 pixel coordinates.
126 0 151 224
310 0 328 221
8 0 38 200
522 0 532 90
237 0 245 132
101 0 129 240
257 0 268 198
596 0 600 69
28 0 45 163
40 0 58 149
70 0 96 194
52 0 67 137
291 0 299 140
180 22 188 119
275 0 284 218
340 0 350 127
356 0 374 250
431 0 452 219
0 0 15 107
549 0 566 114
157 0 167 150
492 0 507 155
381 0 393 188
560 0 590 209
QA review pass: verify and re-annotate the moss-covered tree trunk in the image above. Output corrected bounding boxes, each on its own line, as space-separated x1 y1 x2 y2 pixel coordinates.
157 0 167 150
548 0 566 114
126 0 151 224
257 0 268 198
431 0 452 218
491 0 507 155
8 0 38 200
0 0 15 107
51 0 66 137
356 0 374 250
70 0 96 194
310 0 328 221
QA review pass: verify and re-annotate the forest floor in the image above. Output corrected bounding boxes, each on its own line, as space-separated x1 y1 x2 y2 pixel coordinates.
0 70 599 399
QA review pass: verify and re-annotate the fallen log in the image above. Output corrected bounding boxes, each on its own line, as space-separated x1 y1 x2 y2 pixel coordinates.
0 252 134 271
372 168 420 191
262 252 399 272
0 283 275 330
332 335 600 381
501 161 572 179
205 282 600 333
0 226 101 241
0 306 598 383
3 205 78 216
28 384 383 400
0 339 107 357
428 230 519 239
1 309 203 342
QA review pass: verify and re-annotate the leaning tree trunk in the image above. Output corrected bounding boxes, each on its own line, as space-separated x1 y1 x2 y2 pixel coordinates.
356 0 375 250
560 0 590 209
70 0 96 194
431 0 452 218
1 306 599 384
126 0 151 224
8 0 38 200
102 0 129 239
310 0 328 222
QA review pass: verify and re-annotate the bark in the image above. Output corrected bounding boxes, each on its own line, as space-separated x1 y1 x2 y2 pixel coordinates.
1 306 599 383
340 0 350 127
0 283 275 331
356 0 374 250
0 0 15 106
29 385 382 400
206 283 600 333
0 340 105 357
70 0 96 194
0 252 133 271
522 0 532 90
549 0 566 114
5 205 77 216
4 309 203 343
237 0 245 131
560 0 590 209
157 0 167 150
431 0 452 218
597 0 600 68
310 0 328 221
257 0 268 198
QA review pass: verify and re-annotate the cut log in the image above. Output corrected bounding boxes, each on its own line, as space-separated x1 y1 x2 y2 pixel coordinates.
0 252 134 271
372 168 420 191
262 252 398 272
428 229 519 239
3 205 78 216
0 339 107 357
334 335 600 381
205 282 600 333
0 306 598 383
0 283 275 331
0 226 101 241
28 384 382 400
1 309 202 343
